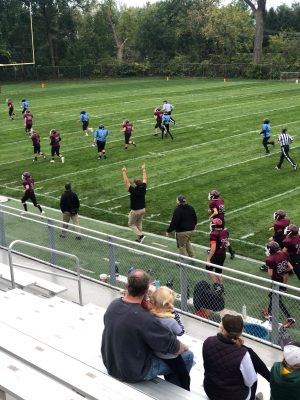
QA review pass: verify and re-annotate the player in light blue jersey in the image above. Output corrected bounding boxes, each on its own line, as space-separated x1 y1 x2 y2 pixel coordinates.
260 119 274 154
79 111 90 136
162 112 176 140
94 124 109 160
21 99 29 114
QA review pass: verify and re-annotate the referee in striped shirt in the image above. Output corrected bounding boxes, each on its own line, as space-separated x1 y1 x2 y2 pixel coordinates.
275 128 298 171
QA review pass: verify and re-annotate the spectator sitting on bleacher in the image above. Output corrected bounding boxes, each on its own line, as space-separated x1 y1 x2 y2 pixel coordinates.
101 269 194 387
270 341 300 400
150 286 190 391
203 312 269 400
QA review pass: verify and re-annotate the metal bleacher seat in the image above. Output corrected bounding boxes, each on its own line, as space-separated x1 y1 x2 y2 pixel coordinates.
0 262 66 295
0 289 204 399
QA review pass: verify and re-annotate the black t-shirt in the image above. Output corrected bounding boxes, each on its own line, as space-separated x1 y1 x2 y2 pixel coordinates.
128 184 147 210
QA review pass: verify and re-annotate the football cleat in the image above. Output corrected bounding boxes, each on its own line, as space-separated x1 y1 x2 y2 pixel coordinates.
260 264 268 272
61 157 65 163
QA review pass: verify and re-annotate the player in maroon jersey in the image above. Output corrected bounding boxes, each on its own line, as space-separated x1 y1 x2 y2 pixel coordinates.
30 129 46 162
153 107 163 136
21 172 44 215
269 209 290 248
6 98 15 120
283 224 300 280
208 190 235 259
206 218 229 294
49 129 64 163
23 110 33 133
122 120 136 149
262 241 295 328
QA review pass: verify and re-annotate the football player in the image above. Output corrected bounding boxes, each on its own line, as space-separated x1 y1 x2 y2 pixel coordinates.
283 224 300 280
30 129 46 162
208 190 235 259
259 118 274 154
21 99 29 114
23 110 33 133
161 112 175 140
153 107 163 136
269 209 290 249
6 98 15 120
21 172 44 215
49 129 64 163
262 241 295 328
93 124 108 159
122 120 136 149
79 110 89 136
206 218 229 294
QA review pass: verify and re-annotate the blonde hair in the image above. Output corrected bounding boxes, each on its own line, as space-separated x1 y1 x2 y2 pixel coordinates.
151 286 176 311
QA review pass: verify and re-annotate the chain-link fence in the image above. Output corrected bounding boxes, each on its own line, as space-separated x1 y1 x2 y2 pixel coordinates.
0 63 287 81
0 203 299 347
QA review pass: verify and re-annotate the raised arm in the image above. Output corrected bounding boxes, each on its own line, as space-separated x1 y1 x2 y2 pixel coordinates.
141 164 147 184
122 166 131 189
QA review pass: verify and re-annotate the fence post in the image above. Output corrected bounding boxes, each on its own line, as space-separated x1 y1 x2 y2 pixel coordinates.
0 206 6 247
179 257 188 311
47 219 57 265
108 236 116 286
271 283 280 345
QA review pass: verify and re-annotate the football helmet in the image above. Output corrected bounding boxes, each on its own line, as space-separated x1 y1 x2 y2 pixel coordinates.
265 241 280 256
80 110 86 114
208 190 220 200
273 209 286 220
210 218 223 231
22 171 30 180
263 119 270 124
49 129 56 135
99 124 104 129
284 224 299 236
26 110 30 113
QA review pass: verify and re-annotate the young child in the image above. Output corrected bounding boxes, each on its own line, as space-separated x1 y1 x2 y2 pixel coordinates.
150 286 190 391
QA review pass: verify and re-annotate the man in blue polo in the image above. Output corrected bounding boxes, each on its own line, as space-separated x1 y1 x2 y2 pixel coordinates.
94 124 108 160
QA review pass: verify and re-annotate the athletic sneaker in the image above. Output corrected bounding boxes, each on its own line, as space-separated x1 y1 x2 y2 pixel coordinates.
61 156 65 163
294 164 298 171
260 264 268 272
275 166 280 170
139 235 145 243
103 155 107 159
284 317 296 328
41 211 45 215
50 160 55 163
85 132 88 136
230 250 235 259
75 236 82 240
20 211 27 215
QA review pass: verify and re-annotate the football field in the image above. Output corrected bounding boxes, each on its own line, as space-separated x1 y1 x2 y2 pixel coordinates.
2 77 300 272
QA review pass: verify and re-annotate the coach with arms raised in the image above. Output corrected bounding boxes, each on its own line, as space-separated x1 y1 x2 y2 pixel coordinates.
101 269 194 386
122 164 147 243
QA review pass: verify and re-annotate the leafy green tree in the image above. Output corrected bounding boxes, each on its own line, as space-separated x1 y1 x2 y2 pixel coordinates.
243 0 266 64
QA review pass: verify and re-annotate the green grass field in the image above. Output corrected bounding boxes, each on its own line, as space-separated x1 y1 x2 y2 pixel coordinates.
2 77 300 268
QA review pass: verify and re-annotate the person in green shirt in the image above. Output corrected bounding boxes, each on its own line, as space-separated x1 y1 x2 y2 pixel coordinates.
270 341 300 400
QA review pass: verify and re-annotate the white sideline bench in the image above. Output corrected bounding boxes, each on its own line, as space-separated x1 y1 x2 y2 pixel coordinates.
0 263 66 294
0 349 84 400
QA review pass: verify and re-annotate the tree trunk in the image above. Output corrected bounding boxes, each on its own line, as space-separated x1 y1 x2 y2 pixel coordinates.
253 7 264 64
243 0 266 64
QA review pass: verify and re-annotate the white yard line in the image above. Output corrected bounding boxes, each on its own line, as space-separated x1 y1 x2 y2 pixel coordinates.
241 233 255 239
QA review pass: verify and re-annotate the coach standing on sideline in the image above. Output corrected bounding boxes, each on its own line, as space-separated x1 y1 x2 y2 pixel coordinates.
166 195 197 258
275 128 297 171
122 164 147 243
59 183 81 240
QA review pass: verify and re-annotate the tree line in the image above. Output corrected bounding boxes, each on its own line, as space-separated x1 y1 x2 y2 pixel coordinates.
1 0 300 68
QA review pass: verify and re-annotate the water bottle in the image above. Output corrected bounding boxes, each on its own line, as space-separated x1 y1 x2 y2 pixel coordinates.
242 304 247 319
155 279 160 289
